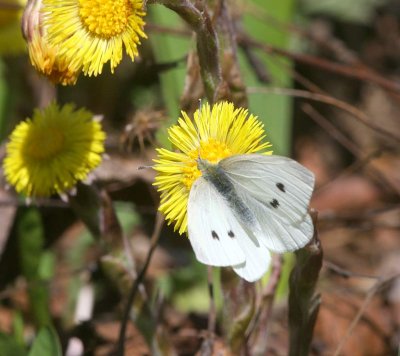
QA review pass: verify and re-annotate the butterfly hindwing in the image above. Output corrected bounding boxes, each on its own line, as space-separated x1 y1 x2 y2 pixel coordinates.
187 177 246 266
232 234 271 282
220 154 315 253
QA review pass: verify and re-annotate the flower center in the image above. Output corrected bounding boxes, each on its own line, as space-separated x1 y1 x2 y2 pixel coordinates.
27 127 65 160
181 138 232 189
78 0 132 38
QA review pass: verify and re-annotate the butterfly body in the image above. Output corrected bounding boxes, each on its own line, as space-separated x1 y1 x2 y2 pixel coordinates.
197 158 257 228
188 154 315 282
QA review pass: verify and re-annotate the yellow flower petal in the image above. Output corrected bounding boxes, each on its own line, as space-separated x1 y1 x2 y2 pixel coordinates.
28 32 81 85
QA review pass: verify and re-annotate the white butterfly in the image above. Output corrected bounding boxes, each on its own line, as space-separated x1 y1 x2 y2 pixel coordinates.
187 154 315 282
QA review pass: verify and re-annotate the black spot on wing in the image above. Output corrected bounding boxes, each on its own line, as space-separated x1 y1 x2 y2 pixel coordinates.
276 182 286 192
270 199 280 208
211 230 219 240
228 230 235 238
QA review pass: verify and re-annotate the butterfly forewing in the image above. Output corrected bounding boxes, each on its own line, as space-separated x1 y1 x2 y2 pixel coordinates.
187 177 247 266
219 154 315 253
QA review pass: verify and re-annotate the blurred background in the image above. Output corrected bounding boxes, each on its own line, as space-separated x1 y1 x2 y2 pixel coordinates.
0 0 399 355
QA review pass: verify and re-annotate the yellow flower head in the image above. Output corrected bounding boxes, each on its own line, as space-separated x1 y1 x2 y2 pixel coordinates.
3 103 106 197
153 101 272 235
28 32 81 85
41 0 147 76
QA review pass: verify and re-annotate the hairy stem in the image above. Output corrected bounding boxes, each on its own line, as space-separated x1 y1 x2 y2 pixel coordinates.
148 0 222 102
288 211 323 356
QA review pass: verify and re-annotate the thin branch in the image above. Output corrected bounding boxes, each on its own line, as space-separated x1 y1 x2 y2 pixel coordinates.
207 266 217 334
247 86 400 143
239 34 400 96
302 104 400 196
301 103 361 156
199 266 217 355
116 211 164 356
323 261 380 280
243 2 360 65
145 22 400 96
0 197 69 208
333 273 400 356
319 204 400 221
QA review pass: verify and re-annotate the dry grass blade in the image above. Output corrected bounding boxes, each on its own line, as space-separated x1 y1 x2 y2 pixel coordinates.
116 211 164 356
333 273 400 356
248 87 400 144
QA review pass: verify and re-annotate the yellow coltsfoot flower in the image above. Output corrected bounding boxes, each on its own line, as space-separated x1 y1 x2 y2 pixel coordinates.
23 0 81 85
3 103 106 197
153 101 272 235
41 0 147 77
28 31 81 85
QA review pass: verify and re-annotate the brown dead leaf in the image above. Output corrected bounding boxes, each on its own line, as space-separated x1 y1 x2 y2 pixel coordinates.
0 306 13 334
130 229 174 279
312 176 382 212
314 291 392 355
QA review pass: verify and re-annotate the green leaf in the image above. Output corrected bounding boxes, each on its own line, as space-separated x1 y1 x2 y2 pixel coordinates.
242 0 295 155
148 5 190 147
68 184 101 238
300 0 389 24
18 209 44 281
275 252 295 299
114 201 140 233
12 311 25 347
17 209 51 327
0 333 26 356
28 327 62 356
37 252 56 281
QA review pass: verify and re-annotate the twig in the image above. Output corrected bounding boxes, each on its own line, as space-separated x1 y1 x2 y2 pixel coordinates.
301 103 361 156
319 204 400 221
145 22 400 96
207 266 217 333
247 86 400 143
239 34 400 96
333 273 400 356
146 23 191 37
116 211 164 356
238 32 271 83
199 266 217 355
243 2 360 65
302 104 400 196
0 197 68 208
324 260 380 280
288 211 323 356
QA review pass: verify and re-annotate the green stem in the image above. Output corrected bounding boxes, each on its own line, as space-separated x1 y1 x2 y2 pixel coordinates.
288 211 323 356
148 0 222 102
